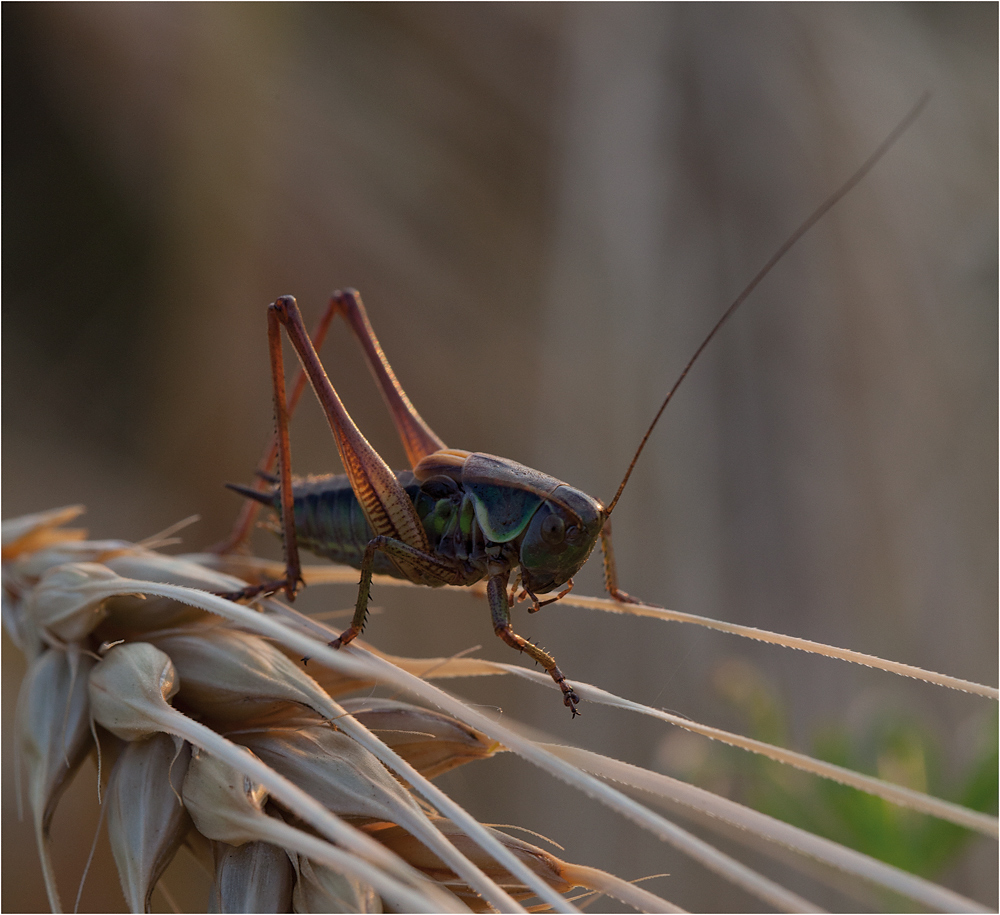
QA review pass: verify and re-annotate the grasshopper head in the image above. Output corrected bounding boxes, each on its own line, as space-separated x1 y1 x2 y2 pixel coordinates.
518 485 605 594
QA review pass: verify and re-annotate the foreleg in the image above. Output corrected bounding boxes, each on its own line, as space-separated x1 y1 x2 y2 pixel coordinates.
487 569 580 717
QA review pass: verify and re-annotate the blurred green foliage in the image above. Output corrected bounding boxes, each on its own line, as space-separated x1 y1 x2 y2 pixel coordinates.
665 658 997 880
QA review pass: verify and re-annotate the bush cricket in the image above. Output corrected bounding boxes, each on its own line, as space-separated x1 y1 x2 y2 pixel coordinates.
220 95 928 717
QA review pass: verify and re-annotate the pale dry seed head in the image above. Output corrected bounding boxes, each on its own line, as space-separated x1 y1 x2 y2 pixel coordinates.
9 541 139 590
85 639 459 908
18 648 96 835
146 626 338 723
6 507 992 913
338 697 501 779
292 854 382 913
181 749 467 913
181 746 272 846
5 511 589 912
106 733 193 913
89 641 180 742
1 506 87 561
16 647 97 913
101 551 245 633
275 643 380 699
366 818 573 898
209 838 297 914
28 562 138 648
237 724 429 823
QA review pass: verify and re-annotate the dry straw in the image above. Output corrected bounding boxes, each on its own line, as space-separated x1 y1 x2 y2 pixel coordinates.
4 505 995 913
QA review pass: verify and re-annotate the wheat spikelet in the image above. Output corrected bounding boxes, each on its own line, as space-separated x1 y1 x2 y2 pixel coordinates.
4 506 994 913
3 508 679 913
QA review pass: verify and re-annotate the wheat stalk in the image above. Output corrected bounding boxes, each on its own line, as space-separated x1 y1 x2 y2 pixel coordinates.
3 506 995 913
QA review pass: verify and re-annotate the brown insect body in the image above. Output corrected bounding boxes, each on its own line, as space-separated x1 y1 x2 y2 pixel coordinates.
222 96 928 716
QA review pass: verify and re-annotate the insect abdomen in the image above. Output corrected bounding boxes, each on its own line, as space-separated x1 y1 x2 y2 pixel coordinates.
232 469 494 583
289 474 407 577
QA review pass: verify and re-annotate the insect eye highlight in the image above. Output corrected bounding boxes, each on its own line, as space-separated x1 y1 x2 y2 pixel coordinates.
540 512 565 546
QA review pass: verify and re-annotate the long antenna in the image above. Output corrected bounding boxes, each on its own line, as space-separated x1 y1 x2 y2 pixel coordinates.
604 92 930 517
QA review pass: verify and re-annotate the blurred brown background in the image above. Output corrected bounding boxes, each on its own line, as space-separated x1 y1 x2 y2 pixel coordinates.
3 4 996 911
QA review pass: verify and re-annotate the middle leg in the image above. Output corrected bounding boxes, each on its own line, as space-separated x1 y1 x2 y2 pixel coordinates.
331 534 469 649
600 519 642 604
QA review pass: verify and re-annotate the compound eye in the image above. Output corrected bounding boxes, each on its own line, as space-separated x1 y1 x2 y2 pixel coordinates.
540 512 565 546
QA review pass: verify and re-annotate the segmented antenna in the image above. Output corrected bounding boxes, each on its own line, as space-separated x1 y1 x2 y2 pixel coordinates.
604 92 930 517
